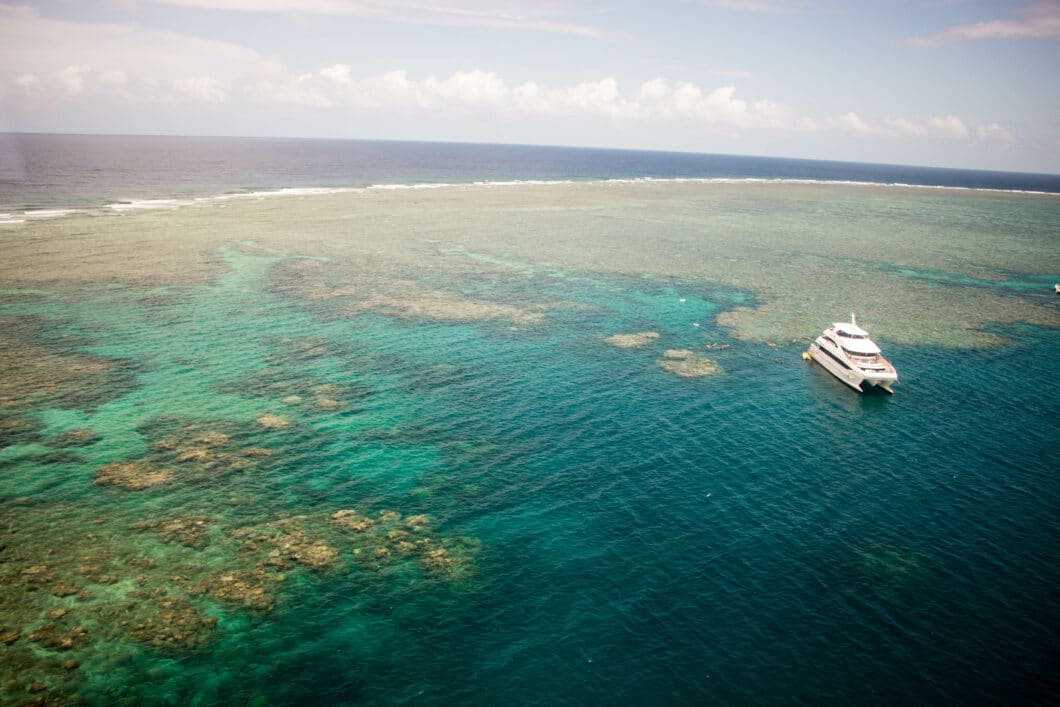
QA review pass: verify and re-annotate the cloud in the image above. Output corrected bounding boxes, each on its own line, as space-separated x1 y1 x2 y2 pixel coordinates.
928 115 970 140
693 0 800 13
0 5 1016 149
977 122 1014 142
248 68 793 128
637 79 794 128
145 0 626 39
836 112 874 136
53 65 91 96
172 76 227 102
910 0 1060 45
834 112 1006 143
887 117 927 137
0 3 264 104
319 64 352 84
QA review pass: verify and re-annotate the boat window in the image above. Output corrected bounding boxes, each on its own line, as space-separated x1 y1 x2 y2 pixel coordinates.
843 347 876 358
837 330 867 339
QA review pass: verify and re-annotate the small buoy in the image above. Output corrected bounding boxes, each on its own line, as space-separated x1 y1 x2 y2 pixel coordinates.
692 322 700 327
679 298 686 303
801 351 811 361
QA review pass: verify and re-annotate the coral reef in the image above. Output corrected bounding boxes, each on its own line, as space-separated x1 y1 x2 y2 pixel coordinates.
1 446 479 702
148 420 277 476
662 349 693 359
329 510 374 532
217 365 372 420
46 428 101 448
0 316 139 411
605 332 659 348
0 414 43 448
189 569 280 612
256 414 290 429
112 590 217 651
271 259 547 325
656 351 721 377
130 515 212 549
94 461 174 490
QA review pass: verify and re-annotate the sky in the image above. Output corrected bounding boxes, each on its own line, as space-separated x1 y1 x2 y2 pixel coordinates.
1 0 1058 173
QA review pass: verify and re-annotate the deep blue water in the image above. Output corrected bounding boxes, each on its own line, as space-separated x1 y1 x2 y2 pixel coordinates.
2 133 1059 211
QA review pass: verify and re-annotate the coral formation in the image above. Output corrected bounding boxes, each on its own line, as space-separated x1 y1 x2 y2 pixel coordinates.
93 461 174 490
329 510 374 532
271 259 547 325
189 569 280 612
656 353 721 378
662 349 693 359
605 332 659 348
130 515 212 549
0 414 43 447
47 428 101 447
256 414 290 429
0 316 139 411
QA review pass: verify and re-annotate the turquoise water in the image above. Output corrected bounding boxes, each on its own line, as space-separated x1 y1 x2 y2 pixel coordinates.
1 142 1059 705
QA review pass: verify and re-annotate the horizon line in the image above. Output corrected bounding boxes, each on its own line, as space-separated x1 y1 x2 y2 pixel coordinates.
4 130 1059 179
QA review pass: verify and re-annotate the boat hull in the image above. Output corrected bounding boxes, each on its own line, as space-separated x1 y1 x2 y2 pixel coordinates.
808 343 896 394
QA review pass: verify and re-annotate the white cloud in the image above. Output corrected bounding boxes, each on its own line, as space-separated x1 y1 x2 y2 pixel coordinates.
244 74 333 108
13 73 40 92
0 4 1017 152
173 76 226 102
977 122 1014 142
319 64 352 84
832 112 1005 144
887 117 927 137
693 0 800 13
99 69 129 87
928 115 970 140
145 0 625 39
910 0 1060 44
428 70 509 110
636 79 792 128
0 3 265 104
54 65 91 96
836 112 874 136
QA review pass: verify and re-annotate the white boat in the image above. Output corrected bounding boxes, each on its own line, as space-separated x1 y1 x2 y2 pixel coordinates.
806 314 898 394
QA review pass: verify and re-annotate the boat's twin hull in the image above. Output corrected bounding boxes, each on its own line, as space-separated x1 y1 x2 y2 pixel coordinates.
808 343 896 394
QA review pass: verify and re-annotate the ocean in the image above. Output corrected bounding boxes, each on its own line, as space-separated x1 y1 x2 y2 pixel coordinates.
0 134 1058 705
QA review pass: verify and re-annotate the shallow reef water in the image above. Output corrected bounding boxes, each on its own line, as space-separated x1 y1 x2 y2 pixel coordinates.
1 181 1058 704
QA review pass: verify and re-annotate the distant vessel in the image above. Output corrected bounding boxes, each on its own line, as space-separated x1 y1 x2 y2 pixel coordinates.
807 314 898 394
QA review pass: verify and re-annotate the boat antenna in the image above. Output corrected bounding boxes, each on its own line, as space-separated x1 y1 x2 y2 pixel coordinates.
851 313 857 326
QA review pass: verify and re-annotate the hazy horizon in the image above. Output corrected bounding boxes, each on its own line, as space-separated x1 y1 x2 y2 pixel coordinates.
4 130 1060 179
